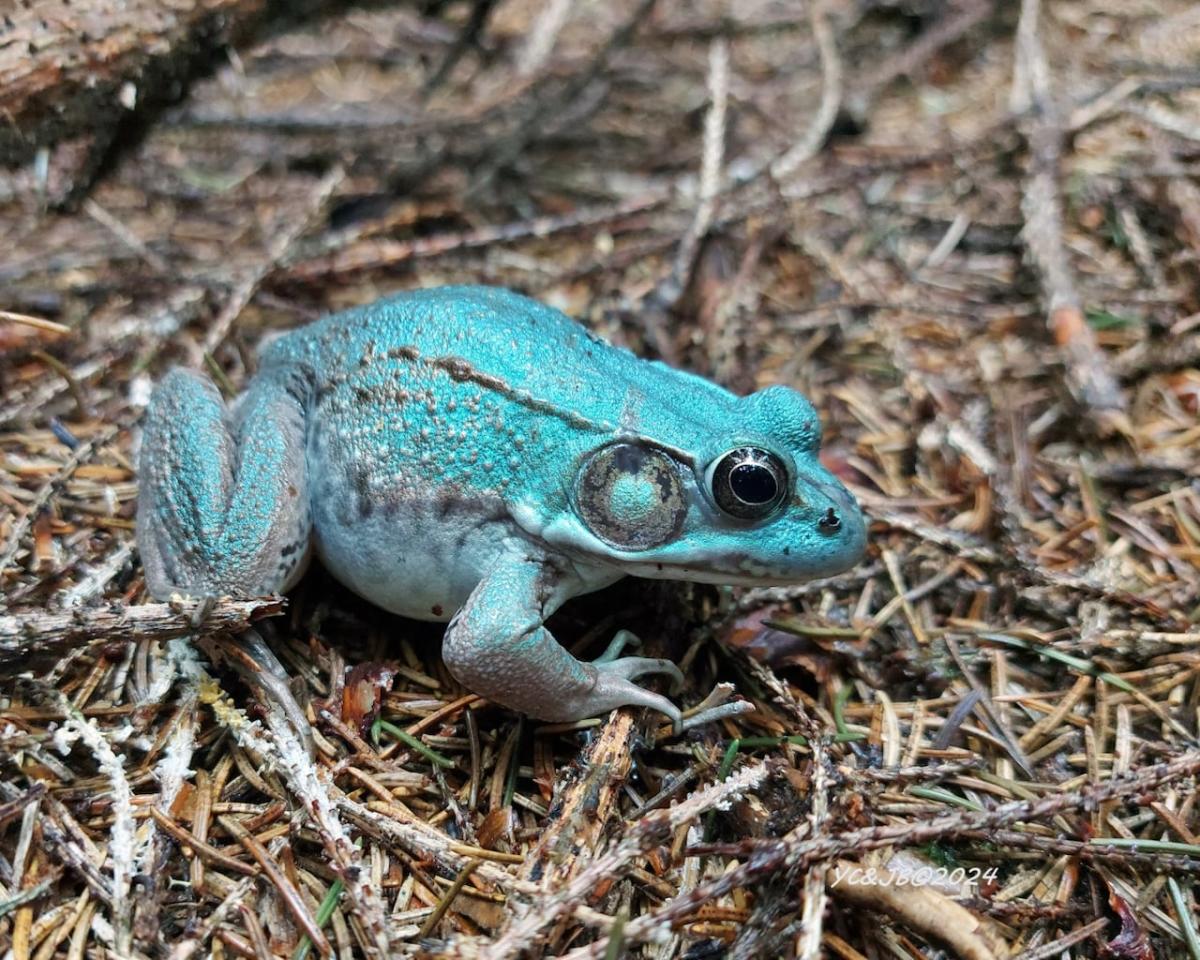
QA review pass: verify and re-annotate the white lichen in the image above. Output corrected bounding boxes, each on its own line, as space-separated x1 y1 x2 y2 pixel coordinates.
60 707 134 957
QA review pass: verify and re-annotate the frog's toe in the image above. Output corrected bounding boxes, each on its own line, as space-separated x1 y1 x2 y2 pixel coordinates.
597 655 685 693
573 664 684 732
594 629 642 663
186 594 219 627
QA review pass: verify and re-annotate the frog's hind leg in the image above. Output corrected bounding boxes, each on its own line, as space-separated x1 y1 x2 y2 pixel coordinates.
442 552 684 730
137 367 312 599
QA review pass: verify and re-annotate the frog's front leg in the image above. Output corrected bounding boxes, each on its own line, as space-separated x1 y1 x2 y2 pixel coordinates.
442 552 684 729
137 367 312 600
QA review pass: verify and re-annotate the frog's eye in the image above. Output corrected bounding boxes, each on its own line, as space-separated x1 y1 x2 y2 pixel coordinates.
576 443 687 550
707 447 788 520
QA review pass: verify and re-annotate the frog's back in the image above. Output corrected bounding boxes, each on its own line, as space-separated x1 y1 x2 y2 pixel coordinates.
263 285 739 445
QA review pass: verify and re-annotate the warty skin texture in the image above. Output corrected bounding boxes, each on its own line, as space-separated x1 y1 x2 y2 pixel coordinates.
137 285 867 727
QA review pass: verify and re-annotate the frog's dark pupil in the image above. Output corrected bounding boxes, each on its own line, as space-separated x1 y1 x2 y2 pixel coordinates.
710 447 787 520
729 463 777 504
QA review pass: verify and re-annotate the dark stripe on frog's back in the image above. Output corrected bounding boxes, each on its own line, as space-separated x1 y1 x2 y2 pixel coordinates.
301 319 598 525
260 285 743 452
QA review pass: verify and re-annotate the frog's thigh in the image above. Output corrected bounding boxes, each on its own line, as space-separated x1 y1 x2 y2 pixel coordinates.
137 368 312 599
442 554 682 726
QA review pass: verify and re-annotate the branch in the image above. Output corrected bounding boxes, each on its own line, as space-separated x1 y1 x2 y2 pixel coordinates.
563 752 1200 959
0 597 285 662
481 763 771 960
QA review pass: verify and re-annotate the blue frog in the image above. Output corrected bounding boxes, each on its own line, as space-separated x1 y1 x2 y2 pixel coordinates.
137 286 866 728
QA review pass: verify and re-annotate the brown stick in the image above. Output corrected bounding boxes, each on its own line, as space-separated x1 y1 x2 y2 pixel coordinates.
218 814 331 956
827 859 1005 960
148 808 260 878
519 711 636 887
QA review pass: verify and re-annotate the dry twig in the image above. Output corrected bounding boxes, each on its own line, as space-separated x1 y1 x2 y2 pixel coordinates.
1012 0 1127 428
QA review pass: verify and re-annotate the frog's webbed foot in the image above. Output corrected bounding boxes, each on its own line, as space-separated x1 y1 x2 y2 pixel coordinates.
442 555 684 731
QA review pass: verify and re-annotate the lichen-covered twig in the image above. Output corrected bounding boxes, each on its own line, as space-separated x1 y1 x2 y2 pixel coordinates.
516 0 574 76
796 738 830 960
135 683 199 948
519 710 636 886
170 643 392 958
482 762 770 960
259 697 393 959
0 596 283 661
664 35 728 304
563 752 1200 958
770 0 842 181
47 690 136 956
337 794 527 893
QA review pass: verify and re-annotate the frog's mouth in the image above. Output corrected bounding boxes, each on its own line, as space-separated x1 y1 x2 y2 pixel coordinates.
611 541 866 587
554 525 867 587
515 482 868 586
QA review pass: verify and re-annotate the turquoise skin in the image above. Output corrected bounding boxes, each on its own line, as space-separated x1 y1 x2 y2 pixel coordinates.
137 286 866 727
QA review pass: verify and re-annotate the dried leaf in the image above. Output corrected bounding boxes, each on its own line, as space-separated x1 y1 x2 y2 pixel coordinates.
32 513 56 573
722 608 837 678
341 662 397 736
476 806 514 851
1099 877 1153 960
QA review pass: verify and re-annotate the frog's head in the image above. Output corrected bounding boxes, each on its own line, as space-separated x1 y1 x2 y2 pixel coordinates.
553 385 866 585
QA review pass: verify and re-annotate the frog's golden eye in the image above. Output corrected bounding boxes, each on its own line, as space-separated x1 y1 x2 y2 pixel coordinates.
576 443 687 550
707 447 787 520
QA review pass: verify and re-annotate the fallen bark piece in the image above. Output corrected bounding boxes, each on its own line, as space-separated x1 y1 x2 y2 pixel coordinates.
520 710 636 886
0 0 398 168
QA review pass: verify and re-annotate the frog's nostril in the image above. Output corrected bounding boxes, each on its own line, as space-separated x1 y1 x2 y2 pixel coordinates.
818 507 842 533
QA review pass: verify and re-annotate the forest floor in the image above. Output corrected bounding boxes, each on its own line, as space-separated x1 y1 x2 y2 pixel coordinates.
3 1 1200 957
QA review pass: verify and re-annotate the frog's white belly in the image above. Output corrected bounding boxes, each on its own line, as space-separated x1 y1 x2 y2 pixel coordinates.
310 483 628 625
308 464 517 621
